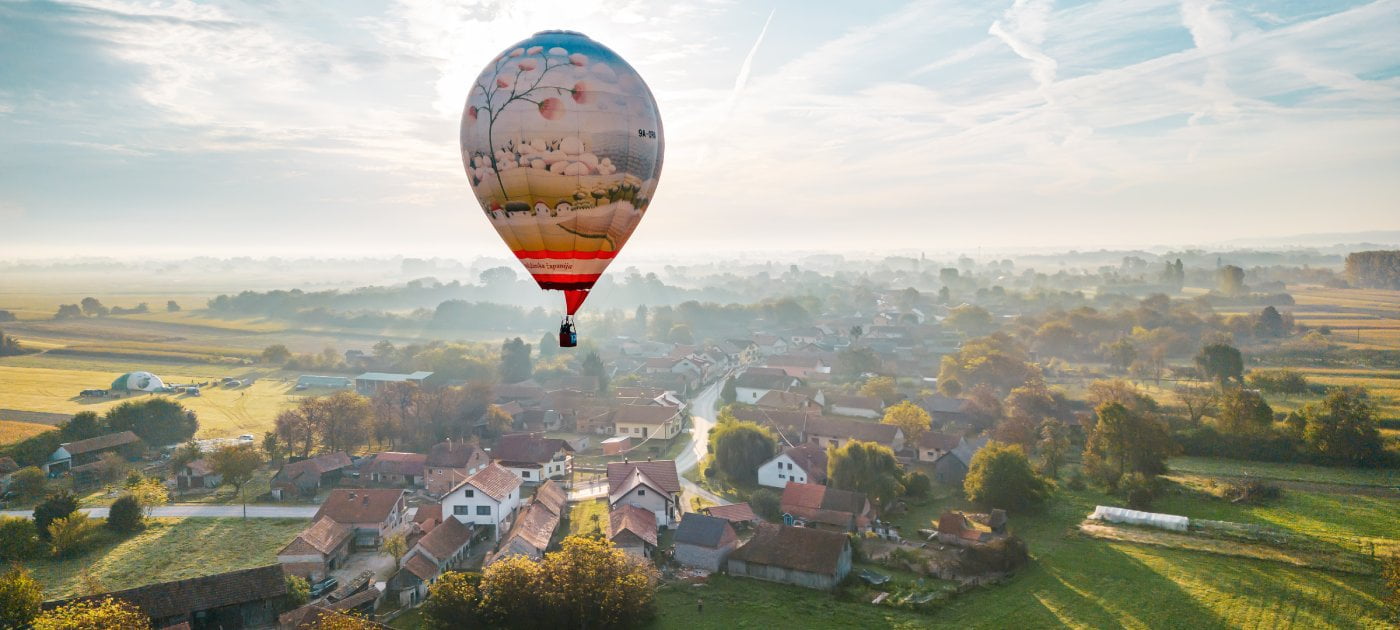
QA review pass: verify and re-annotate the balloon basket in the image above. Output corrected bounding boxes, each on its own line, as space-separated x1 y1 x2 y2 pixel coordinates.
559 317 578 348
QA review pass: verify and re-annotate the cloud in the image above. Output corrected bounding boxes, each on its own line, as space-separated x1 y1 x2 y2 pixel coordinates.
989 0 1058 102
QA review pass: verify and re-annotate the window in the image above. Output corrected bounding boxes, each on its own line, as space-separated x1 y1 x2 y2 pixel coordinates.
637 489 646 496
464 489 474 498
476 505 491 515
454 505 470 515
522 471 531 478
778 473 785 479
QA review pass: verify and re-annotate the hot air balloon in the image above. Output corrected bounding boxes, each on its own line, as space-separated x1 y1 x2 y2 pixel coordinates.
461 31 664 347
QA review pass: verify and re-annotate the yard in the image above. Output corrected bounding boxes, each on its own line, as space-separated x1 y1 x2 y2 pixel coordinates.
568 499 609 537
1168 456 1399 488
22 517 308 599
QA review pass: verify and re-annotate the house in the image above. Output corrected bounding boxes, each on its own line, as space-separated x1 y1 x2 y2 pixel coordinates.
755 390 816 411
642 356 703 381
44 431 141 474
176 458 222 490
783 327 825 347
779 482 876 533
763 354 830 378
607 460 682 527
490 433 574 484
313 488 408 549
917 432 964 463
824 394 885 419
609 504 658 559
362 452 428 487
932 437 989 486
493 380 547 407
733 371 802 404
802 415 904 452
729 407 821 447
672 513 738 571
702 502 761 525
613 387 683 408
425 440 489 496
935 511 1007 547
271 452 352 500
752 334 789 357
277 517 352 582
726 524 852 591
757 444 828 489
494 479 566 562
440 463 523 541
919 395 972 426
720 339 760 365
388 517 475 607
353 371 440 396
43 565 288 629
612 405 683 440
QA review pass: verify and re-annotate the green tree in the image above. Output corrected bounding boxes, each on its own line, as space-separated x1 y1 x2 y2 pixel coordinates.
499 337 533 383
169 440 202 476
1255 306 1287 338
538 331 559 359
1036 419 1070 479
709 418 776 484
210 444 263 519
1195 343 1244 388
1099 337 1137 373
79 297 107 317
0 329 26 357
166 300 180 312
261 344 292 364
748 489 781 521
261 431 284 465
127 478 168 518
421 572 482 629
963 441 1049 512
104 398 196 447
61 412 105 442
482 404 514 439
581 351 609 396
1084 402 1173 483
1215 388 1274 435
835 346 882 380
284 574 310 609
827 441 904 509
49 512 99 558
54 304 83 320
903 470 932 498
107 495 143 534
32 597 151 630
1300 387 1385 466
1217 264 1245 296
0 565 43 629
33 490 79 541
9 466 45 499
881 401 931 442
720 376 737 405
0 517 42 562
944 304 995 336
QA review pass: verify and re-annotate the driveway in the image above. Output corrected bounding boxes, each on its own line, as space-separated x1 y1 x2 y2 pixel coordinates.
0 504 319 519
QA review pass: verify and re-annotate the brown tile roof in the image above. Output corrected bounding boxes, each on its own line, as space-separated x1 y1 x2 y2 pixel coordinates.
613 386 669 400
609 504 657 547
313 489 405 525
780 482 871 528
416 515 472 562
502 502 560 555
491 434 574 465
279 517 351 557
278 586 385 628
607 460 680 495
919 432 962 451
612 405 681 427
704 502 761 523
735 372 797 390
532 480 567 517
363 452 427 477
764 355 824 368
403 552 440 581
61 431 140 456
455 463 521 502
426 440 487 469
728 524 849 576
278 452 352 480
804 415 901 446
45 565 287 621
778 444 828 482
756 390 812 410
183 458 214 477
413 504 441 525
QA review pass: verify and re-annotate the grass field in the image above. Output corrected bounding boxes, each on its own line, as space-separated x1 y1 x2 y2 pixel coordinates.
1169 456 1399 488
568 499 608 537
23 517 307 599
0 365 300 437
0 419 56 445
1286 286 1400 350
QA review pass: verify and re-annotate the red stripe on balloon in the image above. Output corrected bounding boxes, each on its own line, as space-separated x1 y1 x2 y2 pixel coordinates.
513 250 618 260
528 273 602 284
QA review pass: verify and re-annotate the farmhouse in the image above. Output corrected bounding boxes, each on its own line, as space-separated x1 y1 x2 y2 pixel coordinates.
490 433 574 483
733 371 802 403
389 516 475 606
44 430 141 474
362 451 428 487
277 516 352 582
609 503 658 559
176 458 222 490
272 452 352 500
780 482 875 533
757 444 828 489
726 524 853 591
612 404 683 440
43 565 288 629
312 488 407 549
607 459 682 527
803 415 904 452
673 513 738 571
353 371 440 396
425 439 488 496
440 463 523 542
931 437 989 486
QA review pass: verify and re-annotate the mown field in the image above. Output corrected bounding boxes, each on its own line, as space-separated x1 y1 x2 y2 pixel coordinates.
1169 456 1399 488
1287 286 1400 350
23 517 308 599
0 419 56 446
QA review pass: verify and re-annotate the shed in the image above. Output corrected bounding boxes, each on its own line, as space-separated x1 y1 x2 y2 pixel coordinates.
726 524 852 591
672 513 738 571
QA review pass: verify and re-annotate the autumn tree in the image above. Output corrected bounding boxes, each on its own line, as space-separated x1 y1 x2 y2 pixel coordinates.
421 571 483 628
581 351 609 396
1217 264 1246 296
0 517 42 562
499 337 533 383
315 391 372 454
964 441 1049 512
836 346 882 380
210 444 263 519
828 441 904 509
1215 388 1274 435
859 376 898 404
881 401 932 442
381 533 408 570
32 597 151 630
720 376 737 405
0 565 43 628
9 466 45 499
1299 387 1386 466
1036 419 1070 479
470 536 659 629
261 344 292 364
1384 552 1400 622
937 333 1039 395
1084 402 1173 486
709 416 776 484
49 512 100 558
1099 337 1136 374
944 304 995 336
1195 343 1244 388
1174 385 1216 426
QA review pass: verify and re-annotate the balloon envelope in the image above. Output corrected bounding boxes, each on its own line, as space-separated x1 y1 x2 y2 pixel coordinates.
461 31 664 314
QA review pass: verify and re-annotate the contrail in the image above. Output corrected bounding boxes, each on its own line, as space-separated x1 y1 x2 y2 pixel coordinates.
726 8 776 117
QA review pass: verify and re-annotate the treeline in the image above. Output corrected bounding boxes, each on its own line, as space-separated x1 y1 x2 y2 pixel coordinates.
3 399 198 467
1345 250 1400 290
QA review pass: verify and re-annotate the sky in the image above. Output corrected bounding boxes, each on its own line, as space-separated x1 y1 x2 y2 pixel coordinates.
1 0 1398 261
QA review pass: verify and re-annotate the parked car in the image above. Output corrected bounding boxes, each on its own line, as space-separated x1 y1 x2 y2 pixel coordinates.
309 576 338 600
238 434 255 442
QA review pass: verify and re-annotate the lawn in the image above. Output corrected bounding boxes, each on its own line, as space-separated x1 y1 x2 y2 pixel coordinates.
569 499 608 537
1169 456 1400 488
654 575 931 630
0 419 56 445
23 517 308 599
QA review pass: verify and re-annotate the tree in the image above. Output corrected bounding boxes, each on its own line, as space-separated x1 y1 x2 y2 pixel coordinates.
827 441 904 509
1217 265 1245 296
0 565 43 629
0 517 42 562
421 572 482 629
210 444 263 519
482 404 514 439
720 376 737 405
127 478 168 518
49 512 99 558
1084 402 1173 483
63 411 105 441
1195 343 1244 388
964 441 1049 512
284 574 310 609
1033 322 1079 359
1383 552 1400 623
475 555 546 627
166 300 181 312
748 489 781 521
1036 419 1070 479
937 333 1039 394
381 533 408 570
499 337 533 383
104 398 197 447
54 304 83 320
836 346 881 380
315 391 372 455
581 351 609 396
472 535 658 629
479 266 517 286
0 329 26 357
881 401 932 442
903 470 932 498
859 376 898 404
1345 251 1400 290
945 304 995 336
1247 369 1309 396
107 495 143 534
33 490 79 541
10 466 45 499
667 324 694 345
276 402 319 459
709 419 775 484
32 597 151 630
261 344 292 364
1255 306 1287 338
1174 385 1216 426
538 331 559 359
80 297 108 317
1215 388 1274 435
96 452 128 485
1099 337 1136 374
1300 387 1385 466
305 611 380 629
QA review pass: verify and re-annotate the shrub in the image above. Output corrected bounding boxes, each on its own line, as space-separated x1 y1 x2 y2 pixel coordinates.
0 565 43 629
748 489 781 521
32 596 151 630
0 516 43 562
33 490 79 541
1119 472 1157 511
9 466 46 499
1064 470 1086 491
49 512 100 558
903 470 933 498
964 442 1050 512
107 495 143 534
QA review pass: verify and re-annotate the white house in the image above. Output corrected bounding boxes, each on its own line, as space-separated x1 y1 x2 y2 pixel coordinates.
733 370 802 404
440 463 523 542
757 444 829 489
607 460 682 528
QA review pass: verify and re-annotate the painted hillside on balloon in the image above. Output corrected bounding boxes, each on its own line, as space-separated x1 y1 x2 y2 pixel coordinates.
460 31 664 255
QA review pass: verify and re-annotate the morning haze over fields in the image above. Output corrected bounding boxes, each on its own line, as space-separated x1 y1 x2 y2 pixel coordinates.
1 1 1398 629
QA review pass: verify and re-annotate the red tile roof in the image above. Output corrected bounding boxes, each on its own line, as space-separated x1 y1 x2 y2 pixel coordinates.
313 489 405 525
416 515 472 562
426 440 487 469
279 517 351 557
532 480 567 517
919 432 962 451
704 502 761 523
403 552 440 581
47 565 287 621
492 434 574 466
413 504 442 525
455 463 521 502
778 444 828 481
606 460 680 495
728 524 849 575
612 405 681 427
609 504 657 547
502 502 560 555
